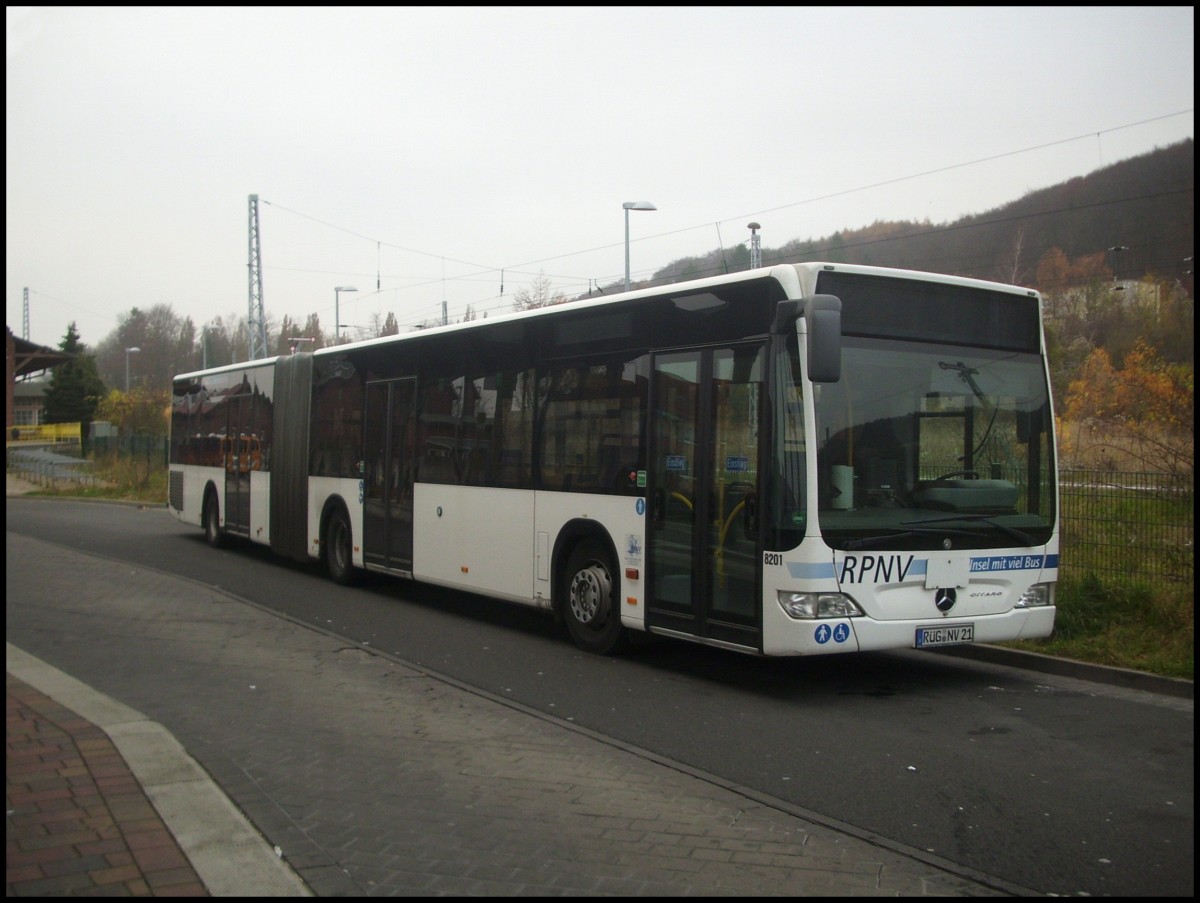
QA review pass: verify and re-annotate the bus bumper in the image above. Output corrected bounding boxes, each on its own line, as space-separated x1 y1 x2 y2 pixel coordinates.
762 606 1056 656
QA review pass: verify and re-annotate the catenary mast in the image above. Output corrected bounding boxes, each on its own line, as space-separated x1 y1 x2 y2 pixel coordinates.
247 194 268 360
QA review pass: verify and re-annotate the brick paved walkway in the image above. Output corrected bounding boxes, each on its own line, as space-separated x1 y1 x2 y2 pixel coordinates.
6 675 207 897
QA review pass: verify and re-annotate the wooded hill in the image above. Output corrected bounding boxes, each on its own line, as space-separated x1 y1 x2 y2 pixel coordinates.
640 138 1194 299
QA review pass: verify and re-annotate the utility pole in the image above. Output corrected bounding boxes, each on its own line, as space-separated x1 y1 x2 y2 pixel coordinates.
1107 245 1128 291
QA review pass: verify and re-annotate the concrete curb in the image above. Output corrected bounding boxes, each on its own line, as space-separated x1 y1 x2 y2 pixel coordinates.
935 642 1193 699
6 643 312 897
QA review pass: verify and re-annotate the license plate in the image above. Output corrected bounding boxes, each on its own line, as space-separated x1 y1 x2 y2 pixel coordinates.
915 624 975 648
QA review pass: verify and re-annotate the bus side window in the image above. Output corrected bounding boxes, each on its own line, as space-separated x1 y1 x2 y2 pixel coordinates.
491 369 534 489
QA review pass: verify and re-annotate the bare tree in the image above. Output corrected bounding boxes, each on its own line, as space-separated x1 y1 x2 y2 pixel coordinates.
512 272 568 311
368 310 402 337
1000 227 1026 284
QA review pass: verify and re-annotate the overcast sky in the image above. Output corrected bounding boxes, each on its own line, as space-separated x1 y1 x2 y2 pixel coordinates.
6 6 1194 350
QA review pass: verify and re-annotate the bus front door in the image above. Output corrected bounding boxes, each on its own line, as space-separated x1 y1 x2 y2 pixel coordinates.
363 378 416 573
647 346 763 651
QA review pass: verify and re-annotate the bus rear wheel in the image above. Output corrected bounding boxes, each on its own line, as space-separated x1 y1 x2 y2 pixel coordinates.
203 491 224 548
563 540 626 655
325 508 355 585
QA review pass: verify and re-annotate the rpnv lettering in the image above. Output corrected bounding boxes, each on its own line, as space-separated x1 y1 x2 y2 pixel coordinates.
839 554 915 584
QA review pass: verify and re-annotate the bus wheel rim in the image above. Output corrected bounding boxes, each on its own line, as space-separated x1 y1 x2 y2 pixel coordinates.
569 564 611 625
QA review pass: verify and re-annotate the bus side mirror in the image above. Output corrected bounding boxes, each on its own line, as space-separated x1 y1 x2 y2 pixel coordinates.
804 294 842 383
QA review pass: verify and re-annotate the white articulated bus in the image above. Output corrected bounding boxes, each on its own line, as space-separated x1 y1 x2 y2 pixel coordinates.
169 262 1058 656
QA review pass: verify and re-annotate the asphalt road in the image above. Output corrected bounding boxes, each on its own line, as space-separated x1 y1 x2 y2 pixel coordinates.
6 497 1194 896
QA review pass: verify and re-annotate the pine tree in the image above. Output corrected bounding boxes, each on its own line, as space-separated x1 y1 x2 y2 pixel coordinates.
41 322 108 427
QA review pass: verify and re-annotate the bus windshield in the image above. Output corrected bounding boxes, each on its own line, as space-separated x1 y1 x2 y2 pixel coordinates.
810 336 1055 551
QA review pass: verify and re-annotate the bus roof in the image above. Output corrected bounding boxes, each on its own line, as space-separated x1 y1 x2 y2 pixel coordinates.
175 262 1039 382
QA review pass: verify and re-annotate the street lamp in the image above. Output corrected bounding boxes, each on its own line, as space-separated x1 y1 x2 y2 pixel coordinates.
1107 245 1128 289
335 286 358 341
124 347 141 392
623 201 656 292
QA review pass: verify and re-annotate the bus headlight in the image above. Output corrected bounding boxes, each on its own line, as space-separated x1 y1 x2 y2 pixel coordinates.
777 591 863 619
1015 583 1055 608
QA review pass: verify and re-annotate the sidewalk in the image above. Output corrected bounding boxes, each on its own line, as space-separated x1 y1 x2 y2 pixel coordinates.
7 647 310 897
7 674 209 896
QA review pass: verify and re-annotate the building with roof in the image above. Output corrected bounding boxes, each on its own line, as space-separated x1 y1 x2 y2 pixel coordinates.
7 326 72 431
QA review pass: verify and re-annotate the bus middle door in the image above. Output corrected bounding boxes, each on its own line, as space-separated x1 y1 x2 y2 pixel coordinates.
363 378 417 573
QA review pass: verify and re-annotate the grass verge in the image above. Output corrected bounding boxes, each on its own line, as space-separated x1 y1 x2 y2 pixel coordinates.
1006 573 1193 680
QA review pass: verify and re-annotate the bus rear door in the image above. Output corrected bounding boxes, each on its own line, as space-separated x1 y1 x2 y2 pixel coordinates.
224 394 253 536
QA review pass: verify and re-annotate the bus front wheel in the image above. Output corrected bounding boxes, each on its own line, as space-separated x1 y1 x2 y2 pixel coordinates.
325 508 355 585
562 540 626 655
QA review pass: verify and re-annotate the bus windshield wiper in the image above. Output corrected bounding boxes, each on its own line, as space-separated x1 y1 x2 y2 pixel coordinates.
902 514 1036 547
844 525 975 551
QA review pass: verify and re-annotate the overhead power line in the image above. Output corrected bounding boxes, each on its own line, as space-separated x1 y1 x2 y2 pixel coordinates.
263 111 1192 327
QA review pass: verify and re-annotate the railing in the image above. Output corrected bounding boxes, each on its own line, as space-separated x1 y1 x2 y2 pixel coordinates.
7 447 97 488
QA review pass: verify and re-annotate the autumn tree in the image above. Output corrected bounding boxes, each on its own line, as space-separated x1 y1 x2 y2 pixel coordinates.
276 314 301 355
367 310 401 337
176 316 197 372
1061 339 1193 475
1113 277 1194 367
95 304 196 391
301 313 328 349
95 385 170 438
200 316 234 367
94 384 170 488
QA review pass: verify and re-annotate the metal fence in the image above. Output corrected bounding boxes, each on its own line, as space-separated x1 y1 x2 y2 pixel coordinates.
9 437 1193 589
91 435 169 464
1059 469 1194 587
7 447 98 488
